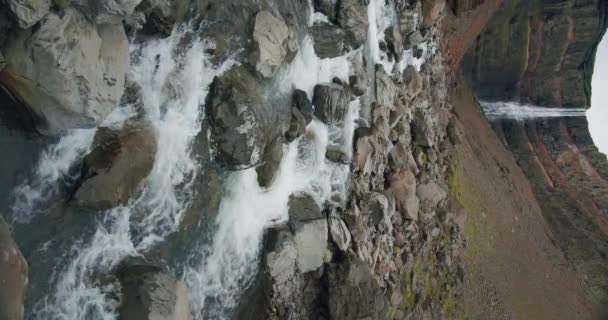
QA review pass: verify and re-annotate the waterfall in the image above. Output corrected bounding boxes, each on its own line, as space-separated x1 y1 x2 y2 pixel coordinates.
481 101 587 121
31 24 231 319
183 31 359 320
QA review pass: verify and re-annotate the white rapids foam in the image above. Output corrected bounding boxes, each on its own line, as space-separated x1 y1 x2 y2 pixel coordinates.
10 128 95 224
32 25 233 319
481 101 587 121
184 17 360 318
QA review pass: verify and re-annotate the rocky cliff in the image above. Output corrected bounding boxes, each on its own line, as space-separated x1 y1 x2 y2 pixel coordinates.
0 0 607 319
461 0 608 311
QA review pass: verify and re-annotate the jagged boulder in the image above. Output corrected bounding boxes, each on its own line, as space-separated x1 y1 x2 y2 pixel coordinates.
250 10 296 78
327 257 391 320
312 83 350 125
206 66 272 169
310 23 358 58
390 171 419 221
417 181 447 213
404 65 423 98
337 0 368 47
5 0 51 28
74 122 156 210
256 138 284 188
0 8 129 135
0 216 28 320
293 89 313 125
292 219 328 273
117 265 190 320
285 106 307 142
288 193 323 224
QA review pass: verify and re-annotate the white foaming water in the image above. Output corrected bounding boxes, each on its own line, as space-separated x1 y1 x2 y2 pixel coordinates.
481 101 587 121
368 0 397 74
184 9 360 314
276 36 350 97
33 26 230 319
10 128 95 224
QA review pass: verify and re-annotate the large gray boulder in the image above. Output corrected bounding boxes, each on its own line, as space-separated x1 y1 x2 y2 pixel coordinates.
312 83 350 125
0 8 129 135
5 0 51 28
206 66 275 169
310 23 358 58
327 258 391 320
336 0 368 47
292 219 328 273
0 216 28 320
250 10 295 78
117 265 190 320
74 122 157 210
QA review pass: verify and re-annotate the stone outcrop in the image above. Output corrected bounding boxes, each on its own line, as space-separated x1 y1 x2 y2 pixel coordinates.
0 216 28 320
5 0 51 28
0 7 129 134
117 265 190 320
206 66 278 169
74 122 157 210
462 0 608 108
460 0 608 307
250 10 295 78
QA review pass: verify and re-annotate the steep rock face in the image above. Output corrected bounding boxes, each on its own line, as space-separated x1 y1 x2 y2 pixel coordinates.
460 0 608 308
0 7 129 134
462 0 608 108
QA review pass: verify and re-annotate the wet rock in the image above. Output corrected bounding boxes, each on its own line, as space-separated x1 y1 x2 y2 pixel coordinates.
384 26 403 61
135 0 190 35
74 123 157 210
327 257 391 320
312 83 350 125
73 0 142 23
206 66 271 169
326 145 349 164
293 89 314 124
117 265 190 320
348 50 368 97
337 0 369 47
0 216 28 320
417 181 447 212
329 216 351 252
398 3 421 35
288 193 323 223
421 0 445 28
403 65 423 99
313 0 339 21
285 107 307 142
250 11 295 78
390 171 419 221
1 8 129 134
256 138 284 188
375 67 399 108
310 23 357 58
293 219 328 273
265 225 297 286
405 30 424 49
6 0 51 28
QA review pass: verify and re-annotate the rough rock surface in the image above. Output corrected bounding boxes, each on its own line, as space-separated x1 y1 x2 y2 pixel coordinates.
6 0 51 28
0 216 28 320
0 8 129 134
117 265 190 320
312 83 350 125
74 122 157 210
206 66 278 169
462 0 608 108
250 10 295 78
